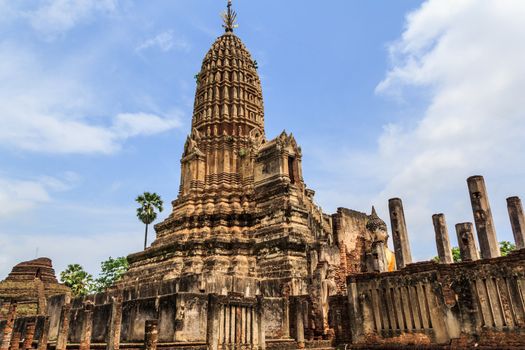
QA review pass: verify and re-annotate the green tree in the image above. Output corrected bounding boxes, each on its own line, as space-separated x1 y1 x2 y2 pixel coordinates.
451 246 462 262
433 242 515 263
60 264 93 296
432 247 461 263
136 192 163 250
93 257 129 292
500 240 516 256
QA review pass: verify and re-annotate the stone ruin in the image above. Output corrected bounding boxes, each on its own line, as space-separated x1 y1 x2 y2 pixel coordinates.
0 258 69 318
1 2 525 349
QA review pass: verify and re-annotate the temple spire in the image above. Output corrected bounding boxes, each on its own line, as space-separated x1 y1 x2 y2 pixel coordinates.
222 0 238 32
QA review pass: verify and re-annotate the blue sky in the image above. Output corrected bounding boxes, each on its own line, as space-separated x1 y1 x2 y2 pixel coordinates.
1 0 525 279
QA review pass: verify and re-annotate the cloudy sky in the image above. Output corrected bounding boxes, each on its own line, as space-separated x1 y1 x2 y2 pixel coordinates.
1 0 524 279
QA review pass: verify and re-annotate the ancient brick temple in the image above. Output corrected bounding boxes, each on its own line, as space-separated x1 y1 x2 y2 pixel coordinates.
116 1 397 342
0 258 69 318
2 2 525 349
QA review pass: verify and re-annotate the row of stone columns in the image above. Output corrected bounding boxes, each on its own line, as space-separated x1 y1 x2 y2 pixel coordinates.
389 175 525 268
434 176 525 262
0 303 50 350
53 295 123 350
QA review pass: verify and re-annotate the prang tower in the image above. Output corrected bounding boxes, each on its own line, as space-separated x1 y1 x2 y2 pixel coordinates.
121 1 394 337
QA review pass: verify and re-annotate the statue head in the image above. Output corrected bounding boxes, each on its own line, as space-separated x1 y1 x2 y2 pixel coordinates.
366 206 388 243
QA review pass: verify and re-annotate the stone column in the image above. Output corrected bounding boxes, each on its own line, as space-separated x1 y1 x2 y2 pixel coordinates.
455 223 479 261
256 296 265 350
37 317 50 350
1 303 17 350
432 214 453 264
144 321 158 350
346 281 362 343
35 279 46 316
8 332 20 350
206 295 221 350
467 176 500 258
55 304 71 350
79 303 94 350
282 298 290 339
507 196 525 249
295 299 305 349
389 198 412 269
22 321 36 350
106 295 122 350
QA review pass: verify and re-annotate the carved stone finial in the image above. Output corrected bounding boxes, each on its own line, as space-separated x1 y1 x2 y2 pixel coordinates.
222 0 238 33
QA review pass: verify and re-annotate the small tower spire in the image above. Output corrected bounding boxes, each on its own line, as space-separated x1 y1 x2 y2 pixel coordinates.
222 0 238 32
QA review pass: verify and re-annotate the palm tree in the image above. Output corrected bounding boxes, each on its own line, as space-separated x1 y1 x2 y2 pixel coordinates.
136 192 163 250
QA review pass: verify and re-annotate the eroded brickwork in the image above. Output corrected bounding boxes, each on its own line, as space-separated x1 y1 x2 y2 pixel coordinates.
0 259 69 318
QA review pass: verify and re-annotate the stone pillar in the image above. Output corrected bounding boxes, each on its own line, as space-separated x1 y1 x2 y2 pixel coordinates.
347 281 362 343
106 295 122 350
22 321 36 350
295 300 305 349
37 318 50 350
507 196 525 249
389 198 412 269
432 214 453 264
256 296 265 350
8 332 20 350
55 304 71 350
455 223 479 261
144 321 158 350
467 175 500 258
35 279 46 316
1 303 17 350
282 298 290 339
206 295 221 350
79 303 94 350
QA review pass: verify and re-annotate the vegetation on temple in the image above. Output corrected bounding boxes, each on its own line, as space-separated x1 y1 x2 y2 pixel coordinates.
136 192 164 250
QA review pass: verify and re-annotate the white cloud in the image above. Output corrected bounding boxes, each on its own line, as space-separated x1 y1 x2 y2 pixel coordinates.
29 0 118 38
0 43 182 155
0 173 78 218
315 0 525 260
372 0 525 258
0 179 51 217
113 113 182 138
136 30 190 53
